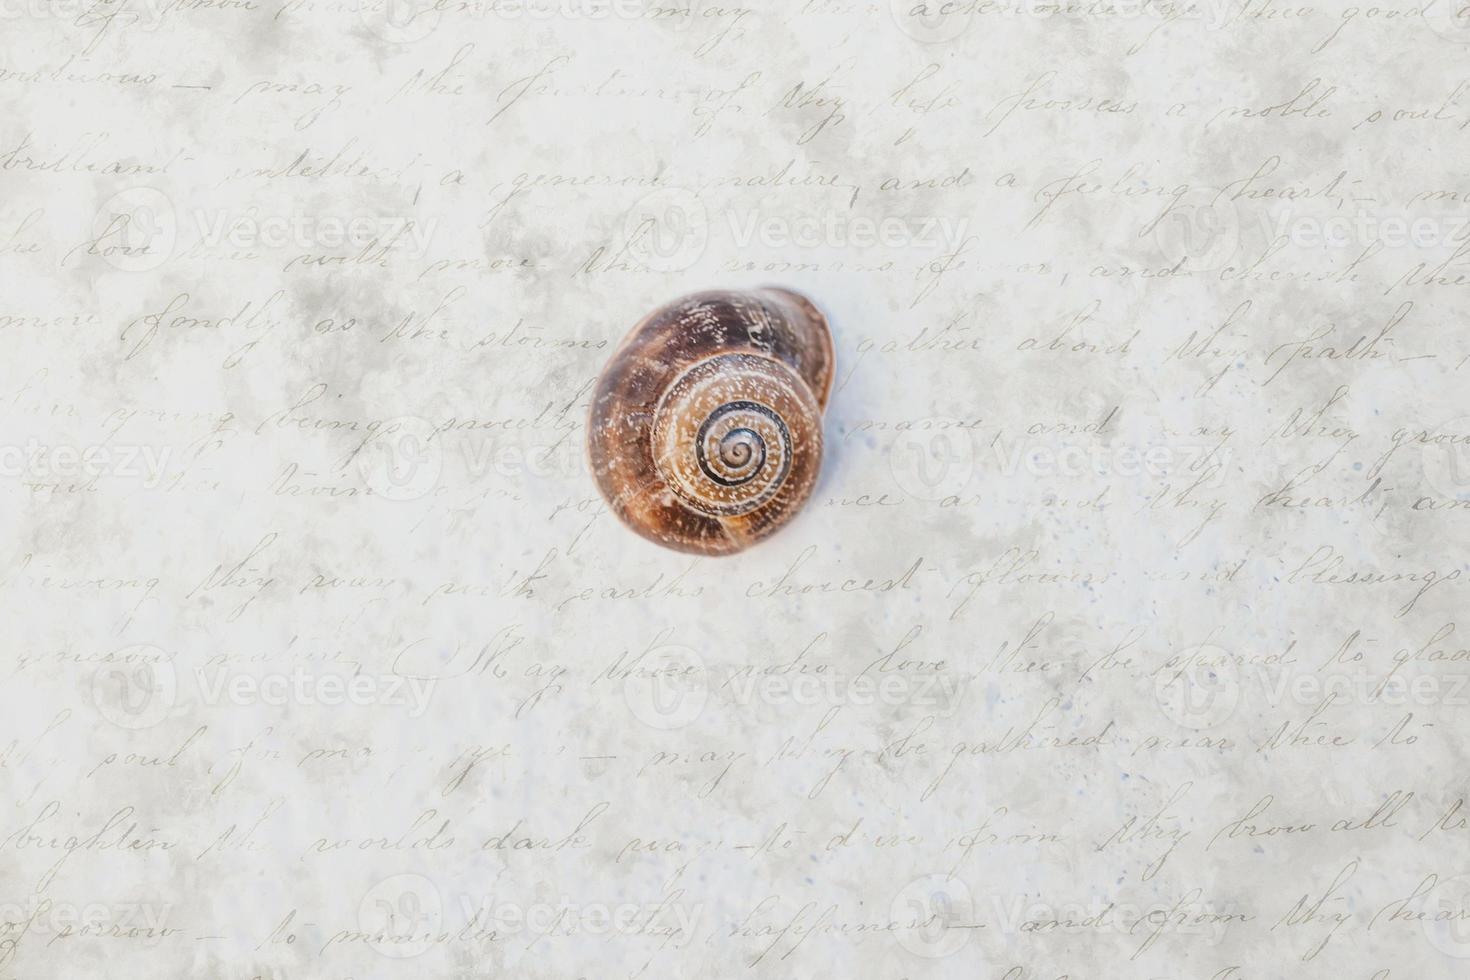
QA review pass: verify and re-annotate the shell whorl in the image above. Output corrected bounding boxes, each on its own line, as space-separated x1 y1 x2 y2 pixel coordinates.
653 352 815 518
588 288 834 556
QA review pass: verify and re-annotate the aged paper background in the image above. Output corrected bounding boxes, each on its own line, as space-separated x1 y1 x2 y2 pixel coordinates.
4 0 1470 976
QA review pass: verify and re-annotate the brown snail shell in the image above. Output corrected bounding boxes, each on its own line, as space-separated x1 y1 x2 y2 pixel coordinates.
588 288 835 556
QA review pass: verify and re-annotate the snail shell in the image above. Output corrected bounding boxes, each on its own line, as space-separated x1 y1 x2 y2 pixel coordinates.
588 288 835 556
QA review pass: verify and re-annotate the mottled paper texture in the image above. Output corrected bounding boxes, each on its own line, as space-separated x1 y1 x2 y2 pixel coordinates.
2 0 1470 976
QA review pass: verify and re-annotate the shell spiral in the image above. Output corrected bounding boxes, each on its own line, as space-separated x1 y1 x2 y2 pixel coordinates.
588 288 834 556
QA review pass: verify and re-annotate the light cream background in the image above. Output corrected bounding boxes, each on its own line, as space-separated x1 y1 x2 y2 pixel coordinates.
2 0 1470 976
